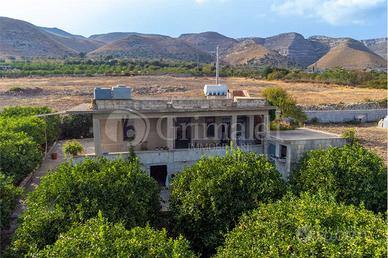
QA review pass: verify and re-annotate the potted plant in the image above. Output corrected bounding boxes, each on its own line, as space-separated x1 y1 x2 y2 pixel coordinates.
63 140 84 158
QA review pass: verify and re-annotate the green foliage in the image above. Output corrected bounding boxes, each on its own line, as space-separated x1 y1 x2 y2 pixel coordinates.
9 158 160 256
0 131 42 183
0 60 385 89
341 128 359 144
170 149 286 254
60 114 92 139
63 140 84 157
0 173 22 230
0 106 60 144
290 144 387 213
216 193 387 257
36 214 197 257
0 116 47 146
262 87 307 125
270 119 297 130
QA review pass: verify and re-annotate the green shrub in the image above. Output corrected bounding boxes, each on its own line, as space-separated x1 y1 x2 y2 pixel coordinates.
216 193 387 257
0 131 42 183
37 214 197 257
0 106 60 143
9 158 160 256
341 128 359 144
170 149 286 255
290 144 387 213
262 87 307 125
0 173 22 230
0 116 47 146
63 140 84 157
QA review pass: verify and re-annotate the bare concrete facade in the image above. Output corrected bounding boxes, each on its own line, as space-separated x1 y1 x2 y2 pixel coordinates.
70 85 346 185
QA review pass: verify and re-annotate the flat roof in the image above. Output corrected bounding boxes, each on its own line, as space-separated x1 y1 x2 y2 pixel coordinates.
269 128 342 141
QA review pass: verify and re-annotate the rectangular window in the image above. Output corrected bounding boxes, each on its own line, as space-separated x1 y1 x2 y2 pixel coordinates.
280 145 287 159
205 117 215 137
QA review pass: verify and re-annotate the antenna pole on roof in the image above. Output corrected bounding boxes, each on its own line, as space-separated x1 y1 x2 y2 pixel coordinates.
216 45 219 85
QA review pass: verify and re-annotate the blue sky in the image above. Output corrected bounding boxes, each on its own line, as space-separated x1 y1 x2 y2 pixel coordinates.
1 0 387 39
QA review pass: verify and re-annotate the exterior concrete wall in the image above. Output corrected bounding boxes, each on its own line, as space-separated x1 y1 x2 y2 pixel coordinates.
268 137 347 179
305 109 387 123
73 144 264 187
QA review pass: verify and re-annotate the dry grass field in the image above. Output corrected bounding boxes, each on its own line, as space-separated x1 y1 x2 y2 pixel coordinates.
307 123 387 164
0 75 386 111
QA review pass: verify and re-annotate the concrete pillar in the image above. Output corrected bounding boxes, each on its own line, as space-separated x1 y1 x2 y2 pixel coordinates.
248 115 255 142
167 116 174 150
231 114 237 145
93 117 102 156
263 114 270 154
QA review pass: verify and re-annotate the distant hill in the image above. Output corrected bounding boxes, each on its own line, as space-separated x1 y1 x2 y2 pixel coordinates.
222 40 289 67
361 38 387 60
89 32 167 44
0 16 386 70
88 34 212 62
179 32 237 54
310 39 387 70
0 17 77 58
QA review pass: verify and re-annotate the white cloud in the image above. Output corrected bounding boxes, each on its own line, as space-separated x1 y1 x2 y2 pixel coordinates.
271 0 386 25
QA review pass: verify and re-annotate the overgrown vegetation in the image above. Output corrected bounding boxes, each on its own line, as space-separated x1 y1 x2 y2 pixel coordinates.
37 214 197 257
290 143 387 213
170 149 286 255
8 158 160 256
0 59 386 89
216 193 387 257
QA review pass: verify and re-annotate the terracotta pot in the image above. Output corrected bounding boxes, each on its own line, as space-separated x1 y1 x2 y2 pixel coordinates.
51 152 58 160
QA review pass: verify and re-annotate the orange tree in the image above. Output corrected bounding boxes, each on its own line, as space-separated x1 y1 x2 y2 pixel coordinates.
170 149 286 255
9 158 160 257
216 193 387 257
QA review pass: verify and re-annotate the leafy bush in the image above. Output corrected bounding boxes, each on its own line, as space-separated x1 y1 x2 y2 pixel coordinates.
60 114 92 139
341 128 359 144
0 106 60 144
0 131 42 183
0 173 22 230
262 87 306 125
290 144 387 213
0 116 47 146
36 214 197 257
170 149 286 254
216 193 387 257
9 158 160 256
63 140 84 157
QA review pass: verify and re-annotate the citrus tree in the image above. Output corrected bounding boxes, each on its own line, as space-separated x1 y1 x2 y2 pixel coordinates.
0 131 42 183
216 193 387 257
36 213 197 257
290 143 387 213
9 158 160 256
0 173 22 230
170 149 286 255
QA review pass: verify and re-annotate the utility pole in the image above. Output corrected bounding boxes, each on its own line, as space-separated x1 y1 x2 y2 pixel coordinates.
216 45 219 85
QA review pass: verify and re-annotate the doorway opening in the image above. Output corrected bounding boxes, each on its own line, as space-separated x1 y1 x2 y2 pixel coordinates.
150 165 168 186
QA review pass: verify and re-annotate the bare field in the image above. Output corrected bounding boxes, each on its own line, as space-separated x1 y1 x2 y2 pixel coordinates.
307 123 387 164
0 75 386 111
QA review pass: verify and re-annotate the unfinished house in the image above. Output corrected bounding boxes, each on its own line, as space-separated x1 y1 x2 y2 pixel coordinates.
69 84 346 185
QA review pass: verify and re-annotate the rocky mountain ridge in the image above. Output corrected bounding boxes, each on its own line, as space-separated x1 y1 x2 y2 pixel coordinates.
0 16 386 70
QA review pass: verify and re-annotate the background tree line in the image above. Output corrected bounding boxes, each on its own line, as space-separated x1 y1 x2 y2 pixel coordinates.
0 59 386 89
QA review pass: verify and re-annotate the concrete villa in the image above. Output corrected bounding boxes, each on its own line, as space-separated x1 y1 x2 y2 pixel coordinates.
69 84 346 186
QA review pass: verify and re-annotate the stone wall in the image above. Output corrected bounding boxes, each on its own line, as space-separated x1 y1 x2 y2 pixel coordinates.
304 109 387 123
